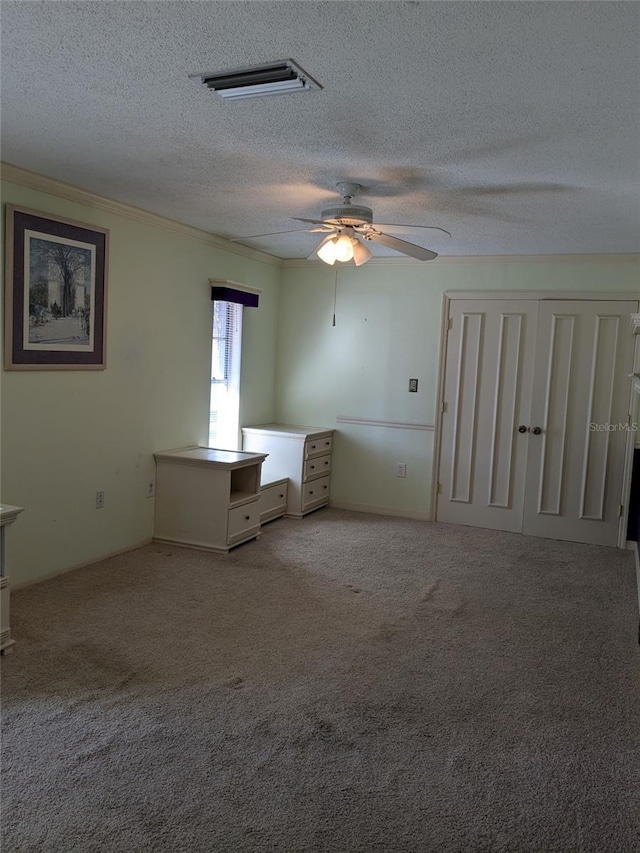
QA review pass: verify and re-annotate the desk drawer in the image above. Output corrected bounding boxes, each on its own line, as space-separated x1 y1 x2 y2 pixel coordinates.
303 454 332 481
304 436 333 459
302 475 330 511
260 480 288 521
227 502 261 544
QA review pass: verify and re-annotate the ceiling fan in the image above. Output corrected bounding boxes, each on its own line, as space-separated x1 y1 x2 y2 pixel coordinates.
231 182 451 266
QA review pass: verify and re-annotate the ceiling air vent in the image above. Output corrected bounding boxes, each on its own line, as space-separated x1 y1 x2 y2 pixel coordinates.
190 59 322 101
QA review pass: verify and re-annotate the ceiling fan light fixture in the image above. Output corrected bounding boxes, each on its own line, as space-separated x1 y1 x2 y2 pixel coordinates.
351 237 373 266
316 234 354 264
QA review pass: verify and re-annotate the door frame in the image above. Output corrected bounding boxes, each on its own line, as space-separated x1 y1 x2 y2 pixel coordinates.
622 316 640 550
431 291 640 549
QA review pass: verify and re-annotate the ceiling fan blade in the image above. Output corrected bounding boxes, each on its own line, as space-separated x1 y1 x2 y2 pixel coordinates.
292 217 330 225
372 223 452 238
229 228 314 242
367 231 438 261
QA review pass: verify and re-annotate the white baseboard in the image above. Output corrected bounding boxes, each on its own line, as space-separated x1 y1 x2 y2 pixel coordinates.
13 538 153 590
329 501 430 521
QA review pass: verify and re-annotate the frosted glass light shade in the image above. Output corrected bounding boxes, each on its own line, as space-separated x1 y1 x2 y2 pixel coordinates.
352 239 373 266
317 234 354 264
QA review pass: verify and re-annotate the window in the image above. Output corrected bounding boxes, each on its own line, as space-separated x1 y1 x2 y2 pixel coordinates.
209 300 242 449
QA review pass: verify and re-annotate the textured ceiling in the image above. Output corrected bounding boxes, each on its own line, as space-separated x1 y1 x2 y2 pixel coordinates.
1 1 639 260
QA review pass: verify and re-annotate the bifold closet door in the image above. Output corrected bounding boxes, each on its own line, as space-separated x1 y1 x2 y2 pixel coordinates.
521 300 637 546
436 300 538 532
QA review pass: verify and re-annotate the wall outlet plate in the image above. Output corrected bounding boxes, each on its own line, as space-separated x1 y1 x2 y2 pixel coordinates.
396 463 407 478
147 481 155 497
409 378 418 392
95 490 105 509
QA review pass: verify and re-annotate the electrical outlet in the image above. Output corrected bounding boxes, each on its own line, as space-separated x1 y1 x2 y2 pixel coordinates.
396 463 407 478
95 490 105 509
147 480 155 498
409 378 419 393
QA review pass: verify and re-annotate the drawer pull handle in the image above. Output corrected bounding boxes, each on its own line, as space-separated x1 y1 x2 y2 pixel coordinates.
323 485 328 490
325 441 330 446
279 493 284 499
309 490 314 495
245 515 251 521
310 464 315 470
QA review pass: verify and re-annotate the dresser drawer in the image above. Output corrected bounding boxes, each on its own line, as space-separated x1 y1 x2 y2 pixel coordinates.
260 480 288 522
303 453 332 481
302 475 330 511
304 436 333 459
227 502 261 544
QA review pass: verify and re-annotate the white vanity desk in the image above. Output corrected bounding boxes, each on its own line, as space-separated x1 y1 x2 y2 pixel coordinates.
153 447 267 553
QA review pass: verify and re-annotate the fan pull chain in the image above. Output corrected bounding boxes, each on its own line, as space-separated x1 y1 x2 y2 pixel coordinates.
332 267 338 327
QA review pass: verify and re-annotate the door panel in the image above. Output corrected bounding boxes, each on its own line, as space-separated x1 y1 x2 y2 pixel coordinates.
437 300 538 532
449 311 482 503
536 313 575 516
522 301 637 545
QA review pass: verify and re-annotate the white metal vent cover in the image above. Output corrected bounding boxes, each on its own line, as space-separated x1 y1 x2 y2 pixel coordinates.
190 59 322 100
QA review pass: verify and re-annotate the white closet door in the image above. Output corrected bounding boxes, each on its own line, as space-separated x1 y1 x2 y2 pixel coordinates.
436 300 538 531
522 300 637 546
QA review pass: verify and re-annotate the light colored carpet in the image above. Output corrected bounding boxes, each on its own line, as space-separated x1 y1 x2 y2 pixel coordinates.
2 509 639 852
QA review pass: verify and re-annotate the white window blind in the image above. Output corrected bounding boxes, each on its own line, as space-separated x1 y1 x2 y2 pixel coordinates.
209 300 242 449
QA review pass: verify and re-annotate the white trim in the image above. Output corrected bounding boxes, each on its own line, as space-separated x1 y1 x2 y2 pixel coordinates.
336 416 434 431
446 290 639 302
1 162 281 267
209 279 262 296
622 334 640 546
12 538 153 589
631 314 640 335
330 501 430 521
282 254 640 269
431 293 452 522
0 505 24 527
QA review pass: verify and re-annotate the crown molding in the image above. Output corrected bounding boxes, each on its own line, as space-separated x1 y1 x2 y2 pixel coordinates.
281 252 640 268
0 162 282 267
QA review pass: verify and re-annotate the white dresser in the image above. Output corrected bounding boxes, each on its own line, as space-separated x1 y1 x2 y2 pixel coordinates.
258 476 289 524
1 504 24 654
153 447 267 553
242 424 335 518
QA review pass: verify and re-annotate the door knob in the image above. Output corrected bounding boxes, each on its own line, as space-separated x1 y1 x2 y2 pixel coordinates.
518 425 529 433
532 426 542 435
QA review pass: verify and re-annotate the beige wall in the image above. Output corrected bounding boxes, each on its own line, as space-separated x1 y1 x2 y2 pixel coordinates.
2 171 638 584
276 260 640 517
1 179 281 585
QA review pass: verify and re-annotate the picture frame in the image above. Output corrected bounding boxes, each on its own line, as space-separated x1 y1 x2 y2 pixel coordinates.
4 205 109 370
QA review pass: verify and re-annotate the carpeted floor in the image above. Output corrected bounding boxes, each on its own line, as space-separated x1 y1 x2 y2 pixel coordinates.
2 509 639 852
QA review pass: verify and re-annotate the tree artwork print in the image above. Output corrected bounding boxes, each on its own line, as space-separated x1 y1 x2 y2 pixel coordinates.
27 236 94 349
5 206 108 370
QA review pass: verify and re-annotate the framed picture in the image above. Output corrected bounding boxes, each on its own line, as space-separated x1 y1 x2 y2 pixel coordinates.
4 205 109 370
